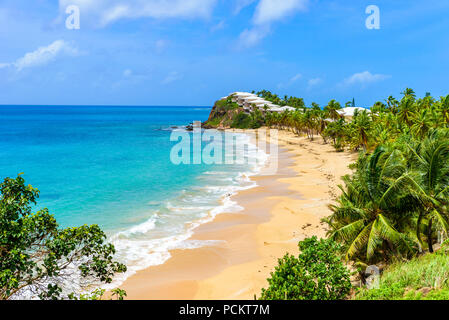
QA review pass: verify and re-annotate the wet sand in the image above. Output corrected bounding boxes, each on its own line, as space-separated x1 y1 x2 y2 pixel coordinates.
120 129 356 299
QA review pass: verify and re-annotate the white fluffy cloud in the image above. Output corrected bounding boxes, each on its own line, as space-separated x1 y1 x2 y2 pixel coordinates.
0 40 80 72
59 0 217 26
238 0 309 48
238 25 270 48
253 0 308 25
343 71 391 86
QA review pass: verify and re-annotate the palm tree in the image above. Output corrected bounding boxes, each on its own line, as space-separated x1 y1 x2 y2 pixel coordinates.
439 95 449 127
411 109 432 138
324 99 342 121
323 118 346 150
326 147 416 263
316 110 328 139
371 101 387 114
405 130 449 252
289 110 302 135
351 110 372 151
303 110 315 139
401 88 416 99
398 97 416 127
386 96 399 114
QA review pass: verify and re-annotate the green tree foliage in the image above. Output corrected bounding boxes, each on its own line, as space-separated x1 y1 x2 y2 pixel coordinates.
260 237 352 300
325 146 417 264
326 129 449 264
264 88 449 154
231 112 252 129
0 175 127 300
324 99 342 121
255 90 305 109
405 130 449 253
230 109 264 129
68 288 127 300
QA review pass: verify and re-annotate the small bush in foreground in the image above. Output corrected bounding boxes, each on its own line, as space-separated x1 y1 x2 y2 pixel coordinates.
260 237 352 300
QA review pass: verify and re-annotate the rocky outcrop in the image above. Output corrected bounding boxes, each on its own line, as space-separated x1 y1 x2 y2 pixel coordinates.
202 98 243 129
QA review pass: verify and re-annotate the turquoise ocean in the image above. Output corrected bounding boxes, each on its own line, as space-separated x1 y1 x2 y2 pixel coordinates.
0 105 267 290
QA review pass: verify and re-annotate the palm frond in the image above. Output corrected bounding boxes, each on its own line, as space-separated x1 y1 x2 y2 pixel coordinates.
346 223 373 261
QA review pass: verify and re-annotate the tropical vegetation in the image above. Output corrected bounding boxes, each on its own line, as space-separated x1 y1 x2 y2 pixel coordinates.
0 175 127 300
260 237 352 300
252 88 449 300
356 240 449 300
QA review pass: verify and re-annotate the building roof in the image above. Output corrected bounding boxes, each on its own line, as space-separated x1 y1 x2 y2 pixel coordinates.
231 92 256 98
278 106 296 111
248 99 270 105
223 92 298 113
337 107 371 117
243 96 265 102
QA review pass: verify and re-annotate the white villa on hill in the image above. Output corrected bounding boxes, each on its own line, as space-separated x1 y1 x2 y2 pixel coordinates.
337 107 371 118
223 92 370 118
225 92 295 113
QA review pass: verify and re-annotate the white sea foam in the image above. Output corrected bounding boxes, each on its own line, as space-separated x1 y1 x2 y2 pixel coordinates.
96 131 269 292
118 217 157 236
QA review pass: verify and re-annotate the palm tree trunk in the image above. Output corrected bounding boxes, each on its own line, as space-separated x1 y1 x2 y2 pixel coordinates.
427 218 434 253
416 212 424 253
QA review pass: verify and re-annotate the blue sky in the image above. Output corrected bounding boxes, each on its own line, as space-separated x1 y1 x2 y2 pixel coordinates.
1 0 449 107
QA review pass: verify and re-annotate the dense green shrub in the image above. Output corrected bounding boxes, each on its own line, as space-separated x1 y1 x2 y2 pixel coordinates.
231 112 252 129
230 110 265 129
260 237 352 300
249 109 265 129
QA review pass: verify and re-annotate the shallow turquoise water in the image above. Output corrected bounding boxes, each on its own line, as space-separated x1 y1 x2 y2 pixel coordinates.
0 105 266 284
0 106 213 229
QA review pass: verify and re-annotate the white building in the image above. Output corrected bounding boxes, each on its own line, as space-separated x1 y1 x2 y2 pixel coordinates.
337 107 370 118
243 98 269 108
222 92 297 114
230 92 257 103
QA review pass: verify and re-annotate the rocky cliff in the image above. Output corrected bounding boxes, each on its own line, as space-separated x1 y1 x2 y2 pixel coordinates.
202 98 243 129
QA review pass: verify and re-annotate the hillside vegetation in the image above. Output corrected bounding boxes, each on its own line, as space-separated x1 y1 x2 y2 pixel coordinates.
355 242 449 300
203 96 265 129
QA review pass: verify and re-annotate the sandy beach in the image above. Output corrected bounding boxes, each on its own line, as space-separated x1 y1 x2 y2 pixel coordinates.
120 129 357 300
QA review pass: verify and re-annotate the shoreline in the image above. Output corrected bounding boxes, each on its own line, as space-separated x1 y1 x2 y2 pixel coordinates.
119 129 356 299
